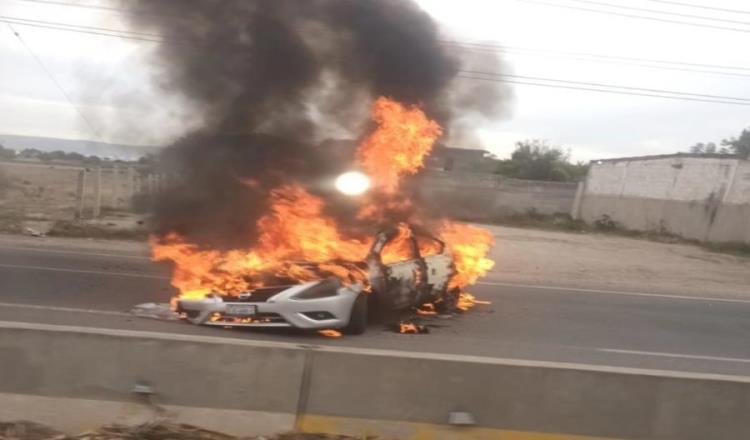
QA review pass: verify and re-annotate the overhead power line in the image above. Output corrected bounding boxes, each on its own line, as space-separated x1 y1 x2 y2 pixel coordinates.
515 0 750 33
15 0 129 13
10 16 750 77
461 71 750 102
19 0 750 21
644 0 750 15
1 16 164 38
3 21 102 139
566 0 750 26
5 14 750 107
8 13 750 74
12 0 184 17
442 40 750 72
457 75 750 106
442 41 750 78
0 16 166 42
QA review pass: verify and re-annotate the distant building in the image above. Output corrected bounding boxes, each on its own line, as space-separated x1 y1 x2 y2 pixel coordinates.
426 145 494 172
576 153 750 243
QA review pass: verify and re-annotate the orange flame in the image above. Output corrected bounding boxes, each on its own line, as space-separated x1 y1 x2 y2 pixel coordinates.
318 329 342 338
416 303 437 316
152 185 371 297
399 321 424 334
456 292 490 312
357 97 442 193
439 222 495 290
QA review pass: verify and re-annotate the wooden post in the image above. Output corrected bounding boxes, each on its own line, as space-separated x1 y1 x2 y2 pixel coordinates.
571 180 585 220
75 169 86 221
111 164 119 209
128 167 136 207
93 166 102 218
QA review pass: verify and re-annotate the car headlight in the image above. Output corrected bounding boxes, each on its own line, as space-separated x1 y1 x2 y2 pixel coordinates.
294 278 341 299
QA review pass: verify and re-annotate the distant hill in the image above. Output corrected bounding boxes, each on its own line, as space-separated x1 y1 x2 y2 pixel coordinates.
0 134 160 160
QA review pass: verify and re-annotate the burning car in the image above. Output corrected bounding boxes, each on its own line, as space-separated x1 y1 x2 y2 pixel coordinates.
151 99 495 336
175 224 455 334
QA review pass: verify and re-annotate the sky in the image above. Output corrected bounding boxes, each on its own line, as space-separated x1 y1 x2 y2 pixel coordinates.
1 0 750 161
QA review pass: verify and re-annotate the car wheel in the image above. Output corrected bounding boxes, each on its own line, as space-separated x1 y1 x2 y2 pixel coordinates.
342 294 367 335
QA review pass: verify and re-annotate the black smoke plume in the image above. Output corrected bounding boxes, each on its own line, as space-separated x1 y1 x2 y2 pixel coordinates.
127 0 506 247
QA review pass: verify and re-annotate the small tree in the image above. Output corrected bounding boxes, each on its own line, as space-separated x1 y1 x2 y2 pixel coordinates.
18 148 42 159
0 143 15 160
495 139 587 182
690 142 715 154
83 155 102 165
687 127 750 158
721 129 750 158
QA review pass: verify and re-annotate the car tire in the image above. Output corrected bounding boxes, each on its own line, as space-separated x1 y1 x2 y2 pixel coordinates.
343 294 367 335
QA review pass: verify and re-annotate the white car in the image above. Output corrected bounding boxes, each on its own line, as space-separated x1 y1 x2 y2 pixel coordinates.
175 225 455 334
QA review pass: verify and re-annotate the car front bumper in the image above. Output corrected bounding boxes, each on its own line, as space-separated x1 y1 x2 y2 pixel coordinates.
175 281 362 329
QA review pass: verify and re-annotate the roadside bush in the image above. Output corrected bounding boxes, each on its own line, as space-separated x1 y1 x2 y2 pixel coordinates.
0 168 8 194
501 211 587 232
47 220 148 240
0 213 23 233
593 214 619 231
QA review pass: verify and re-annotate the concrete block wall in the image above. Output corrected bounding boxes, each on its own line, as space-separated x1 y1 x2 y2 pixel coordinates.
2 321 750 440
579 156 750 243
420 171 579 221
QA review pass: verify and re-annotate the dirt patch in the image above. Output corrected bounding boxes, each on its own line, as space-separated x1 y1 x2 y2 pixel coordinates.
483 224 750 299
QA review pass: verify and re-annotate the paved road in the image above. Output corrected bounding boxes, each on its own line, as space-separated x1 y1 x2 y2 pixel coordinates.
1 235 749 376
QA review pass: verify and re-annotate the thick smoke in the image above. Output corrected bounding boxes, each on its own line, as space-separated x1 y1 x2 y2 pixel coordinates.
127 0 507 247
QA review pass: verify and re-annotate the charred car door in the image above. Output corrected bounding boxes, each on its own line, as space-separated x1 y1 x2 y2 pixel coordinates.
413 229 454 302
366 226 429 312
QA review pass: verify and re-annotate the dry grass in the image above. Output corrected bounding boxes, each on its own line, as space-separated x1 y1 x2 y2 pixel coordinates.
46 220 148 241
0 421 377 440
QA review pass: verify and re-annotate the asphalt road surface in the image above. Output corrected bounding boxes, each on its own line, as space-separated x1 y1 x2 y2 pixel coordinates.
1 235 749 376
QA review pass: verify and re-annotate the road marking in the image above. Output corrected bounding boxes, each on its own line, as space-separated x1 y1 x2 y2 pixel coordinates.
3 305 749 370
599 348 750 364
0 302 129 316
0 263 169 279
478 281 750 305
0 245 151 260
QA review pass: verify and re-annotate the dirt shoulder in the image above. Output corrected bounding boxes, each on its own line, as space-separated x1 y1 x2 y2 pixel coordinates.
481 224 750 298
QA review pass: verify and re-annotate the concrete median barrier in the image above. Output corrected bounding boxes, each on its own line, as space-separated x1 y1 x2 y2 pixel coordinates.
0 322 306 435
1 321 749 439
